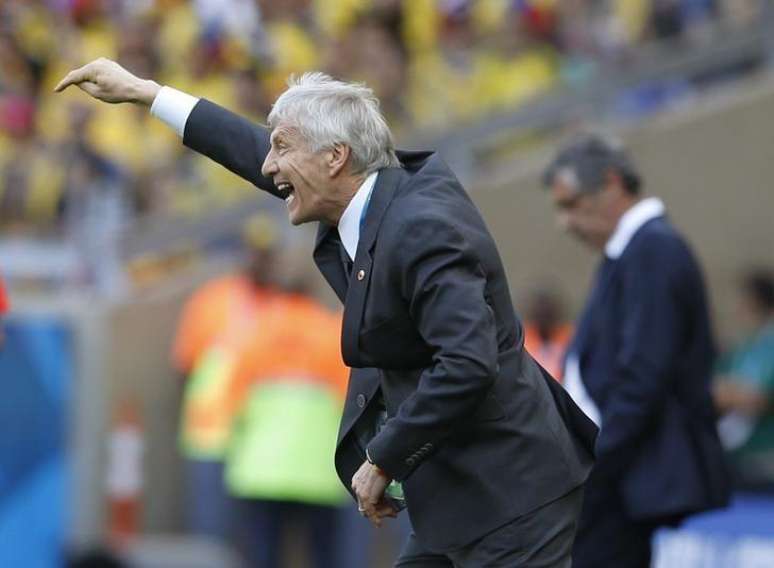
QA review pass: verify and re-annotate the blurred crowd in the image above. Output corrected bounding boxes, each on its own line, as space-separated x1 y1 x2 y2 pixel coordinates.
0 0 766 238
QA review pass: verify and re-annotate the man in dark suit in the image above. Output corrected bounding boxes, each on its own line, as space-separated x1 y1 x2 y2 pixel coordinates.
543 135 730 568
56 59 598 567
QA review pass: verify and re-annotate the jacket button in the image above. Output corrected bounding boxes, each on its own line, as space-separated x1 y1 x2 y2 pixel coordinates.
357 269 365 281
406 457 416 467
356 394 366 408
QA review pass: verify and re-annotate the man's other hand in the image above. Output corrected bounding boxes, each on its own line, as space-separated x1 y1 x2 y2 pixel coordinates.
714 378 768 417
351 460 397 528
54 58 160 106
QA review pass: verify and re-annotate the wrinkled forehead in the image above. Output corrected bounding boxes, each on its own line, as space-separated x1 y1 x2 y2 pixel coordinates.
269 121 306 146
269 122 312 153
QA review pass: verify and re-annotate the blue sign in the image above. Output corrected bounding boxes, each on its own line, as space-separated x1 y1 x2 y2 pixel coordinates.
0 318 71 568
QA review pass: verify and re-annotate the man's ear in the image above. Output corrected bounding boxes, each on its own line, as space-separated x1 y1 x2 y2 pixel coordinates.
327 143 351 177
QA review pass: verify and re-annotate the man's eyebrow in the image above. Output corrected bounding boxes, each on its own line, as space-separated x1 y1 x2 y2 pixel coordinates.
556 193 580 208
272 128 298 147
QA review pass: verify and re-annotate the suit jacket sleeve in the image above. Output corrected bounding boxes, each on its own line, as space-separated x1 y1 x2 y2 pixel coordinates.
182 99 282 198
366 216 499 481
595 236 689 478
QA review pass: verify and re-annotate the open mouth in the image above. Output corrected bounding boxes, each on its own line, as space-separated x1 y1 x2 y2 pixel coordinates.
277 181 295 204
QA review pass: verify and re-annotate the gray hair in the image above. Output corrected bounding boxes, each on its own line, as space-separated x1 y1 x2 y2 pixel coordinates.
267 72 401 175
542 133 642 195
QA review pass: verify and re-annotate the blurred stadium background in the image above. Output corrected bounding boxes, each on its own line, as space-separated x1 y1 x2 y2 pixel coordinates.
0 0 773 567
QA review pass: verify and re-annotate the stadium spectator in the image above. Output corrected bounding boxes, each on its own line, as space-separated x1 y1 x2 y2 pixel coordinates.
715 268 774 492
57 101 130 292
543 133 730 568
522 287 573 382
170 214 280 540
328 10 411 127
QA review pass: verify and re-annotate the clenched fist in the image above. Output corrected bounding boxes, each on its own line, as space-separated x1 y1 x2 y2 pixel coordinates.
351 460 398 528
54 57 160 106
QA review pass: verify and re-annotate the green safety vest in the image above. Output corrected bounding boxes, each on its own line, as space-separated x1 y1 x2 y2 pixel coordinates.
179 346 237 460
225 380 347 506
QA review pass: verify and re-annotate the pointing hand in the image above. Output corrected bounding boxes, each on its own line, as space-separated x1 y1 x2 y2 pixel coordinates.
54 57 160 106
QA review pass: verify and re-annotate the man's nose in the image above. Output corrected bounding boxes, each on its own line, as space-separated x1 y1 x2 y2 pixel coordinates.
261 151 277 178
556 211 572 232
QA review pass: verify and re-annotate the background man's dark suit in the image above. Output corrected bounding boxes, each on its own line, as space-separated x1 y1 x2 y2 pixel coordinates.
570 215 730 567
182 99 598 556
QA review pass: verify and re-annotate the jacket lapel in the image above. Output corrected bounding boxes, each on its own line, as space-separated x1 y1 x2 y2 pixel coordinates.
340 167 402 366
313 223 349 303
572 257 620 361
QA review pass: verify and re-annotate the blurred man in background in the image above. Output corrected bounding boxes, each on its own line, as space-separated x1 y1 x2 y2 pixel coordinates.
224 267 350 568
715 268 774 492
171 214 280 541
543 134 730 568
522 287 573 382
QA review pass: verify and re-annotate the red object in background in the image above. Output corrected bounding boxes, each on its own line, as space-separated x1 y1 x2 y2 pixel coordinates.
0 277 9 314
106 399 144 548
523 323 573 382
0 95 36 138
70 0 105 25
515 1 558 42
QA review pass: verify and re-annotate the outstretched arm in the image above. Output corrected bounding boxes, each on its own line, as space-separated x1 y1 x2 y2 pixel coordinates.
182 99 279 195
55 58 280 196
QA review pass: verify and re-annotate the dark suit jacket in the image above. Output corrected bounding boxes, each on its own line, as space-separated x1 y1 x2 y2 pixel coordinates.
571 216 730 521
183 99 598 551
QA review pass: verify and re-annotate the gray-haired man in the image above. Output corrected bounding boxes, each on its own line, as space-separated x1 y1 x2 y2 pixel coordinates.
543 135 729 567
56 59 597 567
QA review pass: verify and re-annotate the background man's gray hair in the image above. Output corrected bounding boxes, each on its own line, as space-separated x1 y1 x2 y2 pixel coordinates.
268 72 401 175
542 133 642 195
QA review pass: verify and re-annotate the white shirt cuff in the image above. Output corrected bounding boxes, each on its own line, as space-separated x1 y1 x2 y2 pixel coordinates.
149 86 200 138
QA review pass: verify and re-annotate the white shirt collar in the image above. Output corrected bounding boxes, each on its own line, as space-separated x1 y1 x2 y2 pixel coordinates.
605 197 665 259
338 171 379 261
